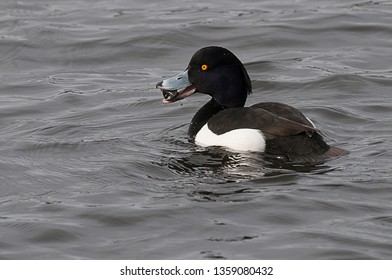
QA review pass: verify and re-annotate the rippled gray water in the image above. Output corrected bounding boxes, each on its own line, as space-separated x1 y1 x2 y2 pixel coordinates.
0 0 392 259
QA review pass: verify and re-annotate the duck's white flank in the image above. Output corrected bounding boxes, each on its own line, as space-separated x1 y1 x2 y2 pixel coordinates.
195 124 266 152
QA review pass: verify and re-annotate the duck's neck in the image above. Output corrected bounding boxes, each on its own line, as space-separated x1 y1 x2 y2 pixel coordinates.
188 99 227 139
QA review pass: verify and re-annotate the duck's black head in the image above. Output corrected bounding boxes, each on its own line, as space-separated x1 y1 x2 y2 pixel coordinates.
156 46 252 108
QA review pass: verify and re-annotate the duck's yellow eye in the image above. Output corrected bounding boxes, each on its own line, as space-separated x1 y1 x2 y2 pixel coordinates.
201 64 208 71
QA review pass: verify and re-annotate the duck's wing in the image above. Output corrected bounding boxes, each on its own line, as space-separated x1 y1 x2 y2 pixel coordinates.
207 102 319 140
250 102 315 128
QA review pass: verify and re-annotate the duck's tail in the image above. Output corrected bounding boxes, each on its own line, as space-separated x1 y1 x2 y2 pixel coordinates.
325 146 348 158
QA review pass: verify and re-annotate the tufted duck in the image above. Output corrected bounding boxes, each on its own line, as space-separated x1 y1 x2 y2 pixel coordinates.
156 46 346 162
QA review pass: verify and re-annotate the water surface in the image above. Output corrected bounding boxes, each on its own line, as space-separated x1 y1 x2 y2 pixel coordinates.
0 0 392 259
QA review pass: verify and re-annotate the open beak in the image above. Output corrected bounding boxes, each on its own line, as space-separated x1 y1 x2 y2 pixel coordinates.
156 69 197 104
